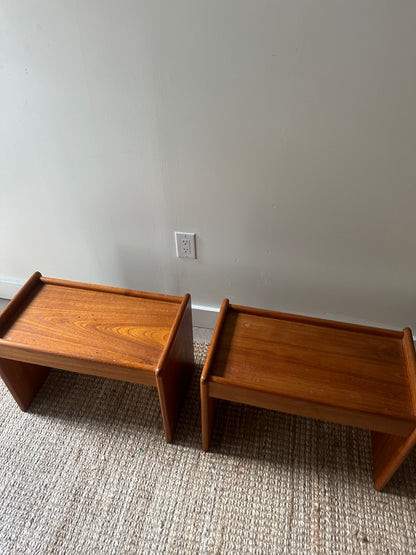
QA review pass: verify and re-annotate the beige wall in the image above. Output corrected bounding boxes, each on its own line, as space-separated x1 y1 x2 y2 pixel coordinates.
1 1 415 330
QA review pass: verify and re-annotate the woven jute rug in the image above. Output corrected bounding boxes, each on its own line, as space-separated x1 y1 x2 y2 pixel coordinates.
1 342 416 554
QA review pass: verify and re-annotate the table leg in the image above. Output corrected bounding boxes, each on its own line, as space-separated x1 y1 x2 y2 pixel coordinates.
201 381 218 451
0 358 50 410
156 296 194 443
371 428 416 490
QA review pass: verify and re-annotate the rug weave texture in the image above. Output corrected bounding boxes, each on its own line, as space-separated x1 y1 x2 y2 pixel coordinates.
1 342 416 554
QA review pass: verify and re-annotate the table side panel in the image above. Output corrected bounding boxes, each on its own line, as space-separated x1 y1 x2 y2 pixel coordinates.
201 298 230 451
372 428 416 490
0 357 50 410
402 328 416 413
156 294 194 442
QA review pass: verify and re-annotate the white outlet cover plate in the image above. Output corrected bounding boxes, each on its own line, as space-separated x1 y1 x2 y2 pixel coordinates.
175 232 196 259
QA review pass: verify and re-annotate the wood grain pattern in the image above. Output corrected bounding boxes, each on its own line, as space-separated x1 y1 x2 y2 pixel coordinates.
0 273 193 442
201 300 416 489
0 282 180 372
210 309 413 424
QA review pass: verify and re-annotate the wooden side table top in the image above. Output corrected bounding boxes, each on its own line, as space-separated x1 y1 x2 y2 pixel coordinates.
201 300 416 489
0 272 185 385
0 272 194 443
202 301 416 436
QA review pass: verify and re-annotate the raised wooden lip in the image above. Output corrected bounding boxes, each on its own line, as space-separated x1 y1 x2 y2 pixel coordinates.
0 271 183 336
201 299 408 383
40 275 183 304
0 271 42 335
229 303 404 338
0 271 187 374
201 299 416 421
200 298 229 384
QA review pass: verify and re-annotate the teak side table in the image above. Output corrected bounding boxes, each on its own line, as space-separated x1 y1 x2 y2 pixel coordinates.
0 272 194 442
201 299 416 490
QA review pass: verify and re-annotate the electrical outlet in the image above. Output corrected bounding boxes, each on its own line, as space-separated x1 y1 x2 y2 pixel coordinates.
175 232 196 259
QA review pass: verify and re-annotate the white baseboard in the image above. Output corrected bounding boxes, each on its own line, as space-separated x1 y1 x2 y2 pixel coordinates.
0 278 24 301
191 304 219 329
